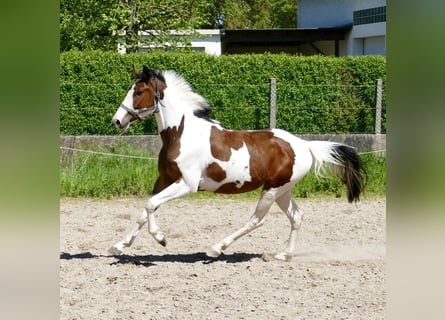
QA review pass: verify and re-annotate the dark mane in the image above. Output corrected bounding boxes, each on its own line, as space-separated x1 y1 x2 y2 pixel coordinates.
137 68 166 84
153 71 165 83
193 105 219 124
153 70 220 124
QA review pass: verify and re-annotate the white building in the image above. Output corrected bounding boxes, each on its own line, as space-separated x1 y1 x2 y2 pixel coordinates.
188 30 221 55
298 0 386 56
117 30 221 55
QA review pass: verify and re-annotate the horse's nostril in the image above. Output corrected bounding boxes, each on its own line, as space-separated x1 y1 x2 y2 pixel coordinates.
113 118 121 127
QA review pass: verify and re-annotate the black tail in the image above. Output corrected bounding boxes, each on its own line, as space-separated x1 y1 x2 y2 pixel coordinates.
308 142 367 203
331 144 367 202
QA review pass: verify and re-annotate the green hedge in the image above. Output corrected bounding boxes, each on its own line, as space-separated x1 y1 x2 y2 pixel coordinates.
60 51 386 135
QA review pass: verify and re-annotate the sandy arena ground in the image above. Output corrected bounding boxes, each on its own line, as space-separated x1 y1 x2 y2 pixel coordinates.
60 197 385 319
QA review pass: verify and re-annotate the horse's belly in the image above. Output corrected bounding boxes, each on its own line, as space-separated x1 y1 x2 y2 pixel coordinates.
199 158 258 193
198 139 257 193
198 176 223 192
198 176 262 194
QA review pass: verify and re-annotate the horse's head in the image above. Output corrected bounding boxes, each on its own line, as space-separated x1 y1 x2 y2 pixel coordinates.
112 65 166 131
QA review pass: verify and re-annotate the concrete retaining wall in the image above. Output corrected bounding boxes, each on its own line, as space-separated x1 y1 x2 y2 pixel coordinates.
60 134 386 161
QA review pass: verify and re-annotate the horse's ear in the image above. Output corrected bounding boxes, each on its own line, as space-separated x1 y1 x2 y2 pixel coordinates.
132 65 140 78
141 65 152 83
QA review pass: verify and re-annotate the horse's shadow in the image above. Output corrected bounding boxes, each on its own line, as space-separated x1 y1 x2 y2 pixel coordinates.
60 251 262 267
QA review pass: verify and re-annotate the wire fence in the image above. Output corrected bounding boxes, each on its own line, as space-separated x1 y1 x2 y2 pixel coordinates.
60 145 386 161
60 146 158 160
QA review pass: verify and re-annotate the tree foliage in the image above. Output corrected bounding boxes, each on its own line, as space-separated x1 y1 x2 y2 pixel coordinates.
61 0 212 52
60 0 123 51
215 0 297 29
60 0 298 52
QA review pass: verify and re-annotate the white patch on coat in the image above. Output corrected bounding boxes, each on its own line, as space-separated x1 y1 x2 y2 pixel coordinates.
198 142 252 192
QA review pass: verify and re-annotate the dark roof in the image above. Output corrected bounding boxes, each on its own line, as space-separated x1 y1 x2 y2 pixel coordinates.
221 26 352 48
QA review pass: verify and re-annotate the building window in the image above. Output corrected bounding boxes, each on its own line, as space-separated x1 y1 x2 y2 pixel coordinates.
353 6 386 25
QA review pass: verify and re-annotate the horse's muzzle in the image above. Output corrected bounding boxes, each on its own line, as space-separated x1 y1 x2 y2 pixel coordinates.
112 117 130 131
112 117 122 129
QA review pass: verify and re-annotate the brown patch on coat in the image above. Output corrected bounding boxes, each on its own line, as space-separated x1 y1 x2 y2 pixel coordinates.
206 162 227 182
210 126 244 161
208 126 295 194
153 116 185 194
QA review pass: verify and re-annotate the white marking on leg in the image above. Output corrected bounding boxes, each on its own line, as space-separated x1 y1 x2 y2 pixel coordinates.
145 179 193 246
108 209 148 255
207 190 275 257
274 192 304 261
147 208 167 246
110 179 192 254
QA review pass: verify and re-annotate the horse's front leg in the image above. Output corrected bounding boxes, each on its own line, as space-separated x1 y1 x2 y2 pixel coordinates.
109 179 193 255
108 208 149 255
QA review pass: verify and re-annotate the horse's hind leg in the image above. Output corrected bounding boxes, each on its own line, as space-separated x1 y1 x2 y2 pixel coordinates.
207 189 275 258
273 191 304 261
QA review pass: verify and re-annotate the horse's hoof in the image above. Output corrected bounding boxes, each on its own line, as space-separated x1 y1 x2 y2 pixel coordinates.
108 246 123 256
261 252 274 262
159 238 167 247
206 247 221 258
154 232 167 247
272 252 294 262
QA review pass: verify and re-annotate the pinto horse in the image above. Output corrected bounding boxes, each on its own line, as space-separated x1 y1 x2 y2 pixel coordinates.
109 66 366 261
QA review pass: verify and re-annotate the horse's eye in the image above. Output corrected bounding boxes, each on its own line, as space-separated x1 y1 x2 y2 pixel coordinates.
135 90 143 96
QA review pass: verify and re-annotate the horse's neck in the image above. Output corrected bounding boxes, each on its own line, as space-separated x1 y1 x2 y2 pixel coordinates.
155 106 188 134
155 85 208 136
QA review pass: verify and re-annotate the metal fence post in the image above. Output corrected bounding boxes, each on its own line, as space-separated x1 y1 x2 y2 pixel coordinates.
270 78 277 129
375 79 382 134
